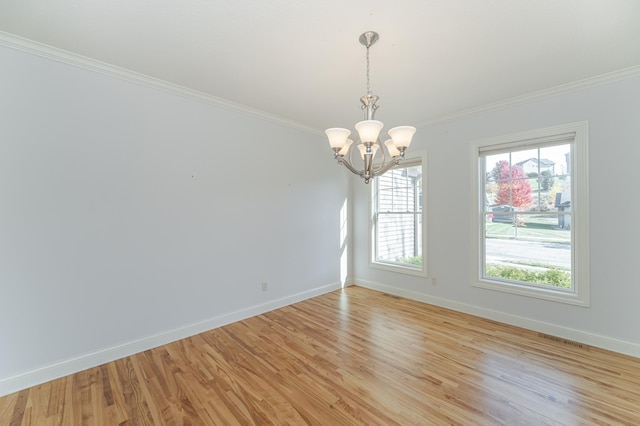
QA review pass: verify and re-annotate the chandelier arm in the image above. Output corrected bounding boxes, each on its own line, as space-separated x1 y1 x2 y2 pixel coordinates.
337 156 365 177
348 139 356 167
374 156 402 177
372 138 387 175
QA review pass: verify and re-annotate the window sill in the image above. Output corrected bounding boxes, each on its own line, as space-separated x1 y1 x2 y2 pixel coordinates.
473 278 590 307
370 260 427 278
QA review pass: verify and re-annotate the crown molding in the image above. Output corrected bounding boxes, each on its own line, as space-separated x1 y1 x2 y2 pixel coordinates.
0 31 322 135
419 65 640 127
3 31 638 133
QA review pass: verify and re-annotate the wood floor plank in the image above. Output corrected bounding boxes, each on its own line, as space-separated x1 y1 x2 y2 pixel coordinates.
1 286 640 425
9 389 29 426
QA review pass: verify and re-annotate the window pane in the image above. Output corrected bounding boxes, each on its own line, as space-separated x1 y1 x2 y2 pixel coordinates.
374 163 423 271
484 213 571 289
511 148 539 172
539 144 571 178
377 213 422 267
377 166 421 213
485 153 509 186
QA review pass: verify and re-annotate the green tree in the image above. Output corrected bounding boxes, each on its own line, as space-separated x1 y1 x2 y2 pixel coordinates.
540 170 554 191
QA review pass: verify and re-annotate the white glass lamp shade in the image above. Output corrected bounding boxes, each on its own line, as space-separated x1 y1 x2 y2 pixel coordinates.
337 139 353 157
388 126 416 149
357 143 380 160
384 139 401 157
326 128 351 149
355 120 384 143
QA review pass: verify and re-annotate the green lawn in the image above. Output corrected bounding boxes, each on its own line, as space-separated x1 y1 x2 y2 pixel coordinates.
486 214 570 243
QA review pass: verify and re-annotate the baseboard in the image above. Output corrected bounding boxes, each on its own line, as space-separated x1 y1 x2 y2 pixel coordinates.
0 282 343 397
355 279 640 359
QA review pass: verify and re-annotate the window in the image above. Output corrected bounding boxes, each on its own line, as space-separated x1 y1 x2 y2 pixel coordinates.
472 122 589 306
371 156 426 277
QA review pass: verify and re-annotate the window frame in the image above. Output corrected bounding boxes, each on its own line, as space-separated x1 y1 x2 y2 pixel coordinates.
370 150 427 278
471 122 590 306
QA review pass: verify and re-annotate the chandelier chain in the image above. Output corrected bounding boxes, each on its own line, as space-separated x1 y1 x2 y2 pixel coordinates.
366 45 371 95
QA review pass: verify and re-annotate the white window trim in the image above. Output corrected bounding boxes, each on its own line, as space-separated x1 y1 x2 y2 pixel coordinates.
471 122 590 307
369 150 428 278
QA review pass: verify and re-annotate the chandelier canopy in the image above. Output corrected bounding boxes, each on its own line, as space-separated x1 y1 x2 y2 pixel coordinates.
325 31 416 184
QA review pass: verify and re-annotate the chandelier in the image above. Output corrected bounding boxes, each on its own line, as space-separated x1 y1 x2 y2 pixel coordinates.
325 31 416 184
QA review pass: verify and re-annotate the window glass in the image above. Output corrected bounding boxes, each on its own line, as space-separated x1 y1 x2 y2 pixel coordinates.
474 122 588 306
482 144 572 289
372 162 424 274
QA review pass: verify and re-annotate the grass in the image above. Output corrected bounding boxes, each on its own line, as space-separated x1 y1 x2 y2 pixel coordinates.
486 215 570 243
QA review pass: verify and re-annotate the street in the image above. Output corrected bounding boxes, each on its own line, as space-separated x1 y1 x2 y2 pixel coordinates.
485 237 570 269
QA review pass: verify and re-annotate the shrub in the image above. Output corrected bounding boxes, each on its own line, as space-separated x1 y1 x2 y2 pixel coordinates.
397 256 422 266
486 264 571 288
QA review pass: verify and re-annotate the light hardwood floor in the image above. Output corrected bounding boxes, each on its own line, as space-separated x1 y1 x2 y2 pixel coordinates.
1 286 639 425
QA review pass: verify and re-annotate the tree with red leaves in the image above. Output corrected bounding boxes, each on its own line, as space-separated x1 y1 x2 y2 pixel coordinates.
494 160 532 209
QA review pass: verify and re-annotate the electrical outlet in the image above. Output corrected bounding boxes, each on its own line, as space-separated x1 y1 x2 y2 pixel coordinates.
431 277 438 286
261 282 268 291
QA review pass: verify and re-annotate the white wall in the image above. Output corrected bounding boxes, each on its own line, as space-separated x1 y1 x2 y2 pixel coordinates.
353 75 640 356
0 45 350 395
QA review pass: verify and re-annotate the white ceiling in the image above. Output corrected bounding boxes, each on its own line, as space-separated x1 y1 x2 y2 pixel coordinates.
1 0 639 131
